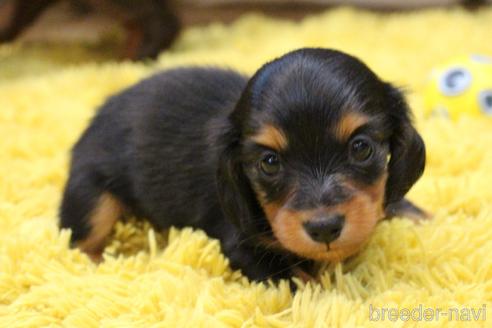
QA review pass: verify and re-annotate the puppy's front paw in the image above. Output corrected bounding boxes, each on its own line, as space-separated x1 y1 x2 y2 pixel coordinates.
291 267 317 283
385 198 432 223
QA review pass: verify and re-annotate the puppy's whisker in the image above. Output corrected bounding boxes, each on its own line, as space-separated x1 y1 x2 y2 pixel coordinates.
254 248 272 268
266 258 310 279
236 230 274 248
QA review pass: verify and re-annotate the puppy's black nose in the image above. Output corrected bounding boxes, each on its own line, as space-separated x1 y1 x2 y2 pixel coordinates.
303 214 345 244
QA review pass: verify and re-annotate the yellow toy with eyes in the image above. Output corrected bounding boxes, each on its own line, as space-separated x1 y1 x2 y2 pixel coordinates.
424 54 492 120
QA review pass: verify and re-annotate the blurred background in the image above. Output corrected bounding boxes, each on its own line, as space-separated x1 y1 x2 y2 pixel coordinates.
1 2 490 47
0 0 491 79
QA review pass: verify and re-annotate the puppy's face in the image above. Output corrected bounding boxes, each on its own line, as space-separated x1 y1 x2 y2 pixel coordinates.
242 114 388 261
218 48 425 262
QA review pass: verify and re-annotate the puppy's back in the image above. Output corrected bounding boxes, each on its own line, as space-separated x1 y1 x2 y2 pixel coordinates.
127 68 248 225
61 67 248 248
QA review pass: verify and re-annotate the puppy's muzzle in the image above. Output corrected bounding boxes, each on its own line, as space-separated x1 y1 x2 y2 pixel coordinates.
303 214 345 244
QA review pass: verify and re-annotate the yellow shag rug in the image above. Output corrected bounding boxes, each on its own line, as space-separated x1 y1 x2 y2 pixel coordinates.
1 7 492 327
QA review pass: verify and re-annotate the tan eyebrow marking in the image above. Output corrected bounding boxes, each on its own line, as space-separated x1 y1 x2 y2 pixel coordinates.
334 112 370 141
250 124 288 151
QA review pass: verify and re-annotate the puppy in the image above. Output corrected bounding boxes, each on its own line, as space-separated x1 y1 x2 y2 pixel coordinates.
60 48 427 282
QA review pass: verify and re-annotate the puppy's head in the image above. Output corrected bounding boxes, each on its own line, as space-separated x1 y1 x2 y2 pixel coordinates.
218 48 425 262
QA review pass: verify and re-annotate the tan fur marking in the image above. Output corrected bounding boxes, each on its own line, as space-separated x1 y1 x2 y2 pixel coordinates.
262 202 281 224
355 172 388 219
77 193 123 260
258 174 388 263
271 209 329 260
327 174 387 260
334 112 369 141
262 201 328 258
250 124 288 151
327 193 381 259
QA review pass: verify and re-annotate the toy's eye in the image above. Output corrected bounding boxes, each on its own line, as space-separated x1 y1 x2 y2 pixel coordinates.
349 136 374 164
479 90 492 115
259 152 280 176
439 67 472 96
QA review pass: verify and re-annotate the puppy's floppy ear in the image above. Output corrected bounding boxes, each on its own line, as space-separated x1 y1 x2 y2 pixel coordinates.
385 85 426 206
216 130 259 233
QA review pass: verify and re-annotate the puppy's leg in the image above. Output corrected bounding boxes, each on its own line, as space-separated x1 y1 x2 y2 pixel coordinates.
385 198 431 223
221 234 302 283
291 267 316 284
60 172 123 261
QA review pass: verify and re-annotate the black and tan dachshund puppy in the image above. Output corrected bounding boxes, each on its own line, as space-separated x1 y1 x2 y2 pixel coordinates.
60 48 427 282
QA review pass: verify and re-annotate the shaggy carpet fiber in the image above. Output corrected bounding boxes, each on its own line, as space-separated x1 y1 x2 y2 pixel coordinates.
1 6 492 327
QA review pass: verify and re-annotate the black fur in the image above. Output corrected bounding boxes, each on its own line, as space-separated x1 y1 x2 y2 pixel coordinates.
60 48 426 282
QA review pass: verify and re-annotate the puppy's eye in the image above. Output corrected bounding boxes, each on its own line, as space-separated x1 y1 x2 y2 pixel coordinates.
349 137 374 163
260 152 280 176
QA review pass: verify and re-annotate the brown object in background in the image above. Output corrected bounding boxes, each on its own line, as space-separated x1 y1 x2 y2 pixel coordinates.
0 0 181 60
0 0 57 42
1 0 489 61
176 0 490 25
